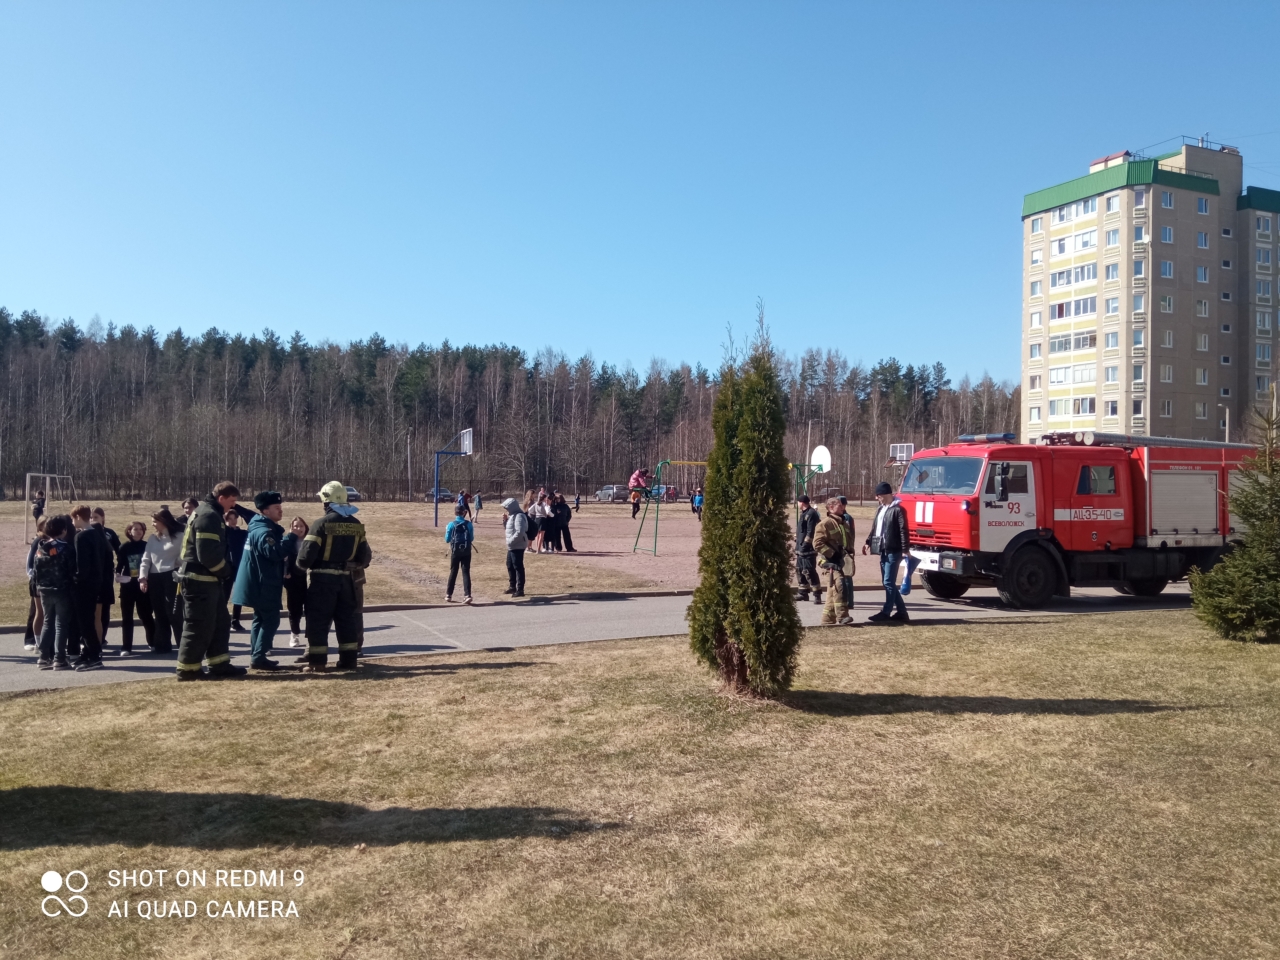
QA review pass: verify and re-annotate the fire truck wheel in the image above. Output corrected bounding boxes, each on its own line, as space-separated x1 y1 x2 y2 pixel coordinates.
920 572 970 600
1116 578 1169 597
997 547 1057 609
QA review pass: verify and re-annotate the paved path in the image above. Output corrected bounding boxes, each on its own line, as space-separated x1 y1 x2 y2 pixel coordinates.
0 586 1192 693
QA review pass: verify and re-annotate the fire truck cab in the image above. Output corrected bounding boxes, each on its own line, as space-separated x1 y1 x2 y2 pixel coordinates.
896 431 1252 608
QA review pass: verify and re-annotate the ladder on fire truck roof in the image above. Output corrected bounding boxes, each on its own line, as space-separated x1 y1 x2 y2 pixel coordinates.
1034 430 1253 451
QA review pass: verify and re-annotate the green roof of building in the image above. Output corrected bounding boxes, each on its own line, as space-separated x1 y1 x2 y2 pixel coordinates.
1238 186 1280 213
1022 159 1220 217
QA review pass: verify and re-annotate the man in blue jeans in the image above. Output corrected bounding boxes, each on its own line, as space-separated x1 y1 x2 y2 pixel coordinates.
865 481 910 624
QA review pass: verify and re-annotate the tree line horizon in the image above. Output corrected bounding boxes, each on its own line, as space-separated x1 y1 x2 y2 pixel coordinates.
0 306 1020 502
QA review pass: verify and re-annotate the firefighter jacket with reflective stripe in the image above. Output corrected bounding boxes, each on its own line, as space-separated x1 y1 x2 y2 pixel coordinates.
180 496 231 580
296 509 372 574
813 513 850 566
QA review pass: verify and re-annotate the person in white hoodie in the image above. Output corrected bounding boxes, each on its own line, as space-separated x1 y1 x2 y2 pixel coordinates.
502 497 529 597
139 507 183 653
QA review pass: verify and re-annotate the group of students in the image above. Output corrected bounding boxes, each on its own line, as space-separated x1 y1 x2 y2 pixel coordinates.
24 494 315 672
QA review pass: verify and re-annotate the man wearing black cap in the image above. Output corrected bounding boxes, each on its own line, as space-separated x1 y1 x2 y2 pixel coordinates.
231 491 288 670
865 481 910 623
794 495 822 605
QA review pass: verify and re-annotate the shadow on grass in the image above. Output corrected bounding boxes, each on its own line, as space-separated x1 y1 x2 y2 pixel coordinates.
251 660 546 681
786 690 1190 716
0 787 615 849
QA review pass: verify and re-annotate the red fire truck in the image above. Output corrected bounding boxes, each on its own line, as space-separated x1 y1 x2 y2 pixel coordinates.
897 431 1254 608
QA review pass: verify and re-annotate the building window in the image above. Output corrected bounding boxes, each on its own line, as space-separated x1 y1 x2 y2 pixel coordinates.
1028 405 1041 422
1105 365 1119 383
1029 343 1042 359
1073 331 1097 350
1198 198 1210 214
1260 248 1273 265
1133 294 1145 312
1161 329 1174 348
1160 363 1174 382
1104 399 1119 417
1048 399 1068 417
1133 399 1144 417
1050 269 1070 288
1133 363 1145 381
1053 237 1068 256
1134 225 1146 243
1029 311 1042 328
1197 333 1210 351
1161 399 1173 417
1160 296 1174 313
1106 196 1120 213
1048 334 1071 354
1161 226 1174 243
1073 397 1096 415
1222 355 1232 365
1223 227 1233 238
1030 280 1042 296
1222 387 1231 397
1105 263 1119 281
1074 263 1097 283
1195 367 1209 385
1259 280 1273 298
1196 266 1210 283
1106 229 1120 247
1259 311 1272 333
1258 216 1272 233
1195 401 1209 419
1073 364 1097 383
1222 291 1232 301
1161 260 1174 279
1259 375 1273 393
1105 331 1119 349
1049 366 1069 384
1197 231 1209 249
1196 300 1210 317
1223 259 1233 269
1031 248 1043 265
1049 302 1069 320
1222 323 1232 332
1073 297 1097 317
1105 297 1119 315
1135 189 1146 207
1259 343 1273 365
1162 191 1174 209
1031 217 1043 234
1076 229 1097 251
1029 374 1042 390
1133 328 1145 348
1133 260 1144 277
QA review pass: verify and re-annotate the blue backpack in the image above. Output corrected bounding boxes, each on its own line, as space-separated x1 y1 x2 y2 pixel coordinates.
449 520 473 553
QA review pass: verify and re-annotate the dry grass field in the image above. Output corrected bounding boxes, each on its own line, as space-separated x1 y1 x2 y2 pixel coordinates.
0 609 1277 959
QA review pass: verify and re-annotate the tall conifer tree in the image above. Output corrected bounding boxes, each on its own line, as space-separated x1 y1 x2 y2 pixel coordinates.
688 314 802 694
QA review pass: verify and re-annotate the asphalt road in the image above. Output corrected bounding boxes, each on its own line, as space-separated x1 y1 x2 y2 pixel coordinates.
0 585 1192 694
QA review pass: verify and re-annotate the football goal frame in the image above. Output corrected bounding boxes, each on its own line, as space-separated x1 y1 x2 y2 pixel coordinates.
23 472 77 542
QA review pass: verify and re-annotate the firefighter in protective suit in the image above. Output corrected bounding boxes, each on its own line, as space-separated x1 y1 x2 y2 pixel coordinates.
176 480 254 680
297 481 372 671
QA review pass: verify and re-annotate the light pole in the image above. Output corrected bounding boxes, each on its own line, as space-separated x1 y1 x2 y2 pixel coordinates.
1218 403 1231 443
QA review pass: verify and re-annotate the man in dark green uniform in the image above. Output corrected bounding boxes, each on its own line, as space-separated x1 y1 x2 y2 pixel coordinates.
175 480 253 681
297 481 371 672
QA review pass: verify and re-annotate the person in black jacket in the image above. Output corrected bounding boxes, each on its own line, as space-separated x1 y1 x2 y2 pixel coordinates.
282 516 309 648
865 481 910 624
115 521 155 656
91 508 121 642
224 509 249 632
794 495 822 605
70 504 112 669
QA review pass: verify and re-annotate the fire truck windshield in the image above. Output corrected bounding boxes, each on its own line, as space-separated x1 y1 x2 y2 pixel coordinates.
899 457 984 496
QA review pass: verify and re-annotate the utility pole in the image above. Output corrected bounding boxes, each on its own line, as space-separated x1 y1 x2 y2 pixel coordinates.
406 427 413 502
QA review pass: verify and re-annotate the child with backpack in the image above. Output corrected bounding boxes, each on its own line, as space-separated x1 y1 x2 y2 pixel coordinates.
33 515 78 670
444 504 474 604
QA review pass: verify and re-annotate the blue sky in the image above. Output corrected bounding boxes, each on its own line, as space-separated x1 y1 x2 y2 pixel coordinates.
5 1 1280 382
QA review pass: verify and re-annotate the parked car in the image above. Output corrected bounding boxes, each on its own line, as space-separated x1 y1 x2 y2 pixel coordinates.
653 485 681 502
426 487 454 503
594 485 627 502
344 485 362 502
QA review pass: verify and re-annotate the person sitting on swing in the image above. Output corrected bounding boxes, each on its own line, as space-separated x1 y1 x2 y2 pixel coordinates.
628 467 651 520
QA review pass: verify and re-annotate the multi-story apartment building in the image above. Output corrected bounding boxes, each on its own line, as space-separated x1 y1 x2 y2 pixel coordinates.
1021 138 1275 442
